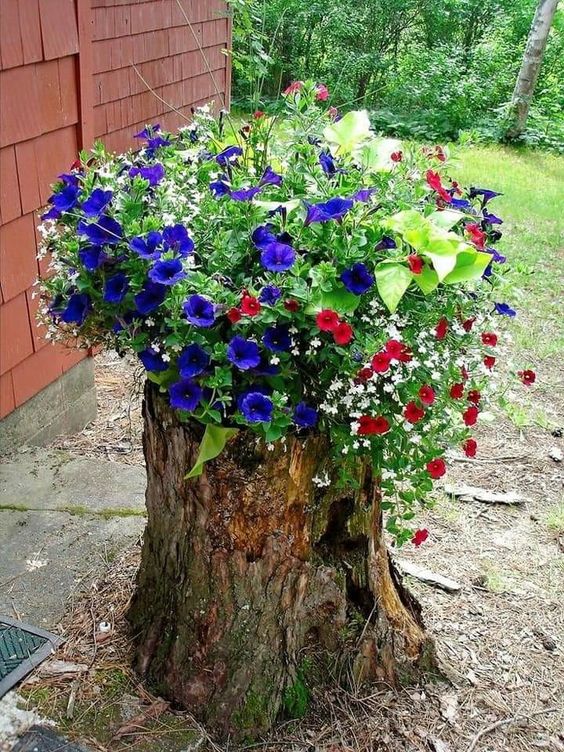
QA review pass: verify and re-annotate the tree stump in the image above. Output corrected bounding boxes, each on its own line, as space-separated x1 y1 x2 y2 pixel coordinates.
128 383 437 738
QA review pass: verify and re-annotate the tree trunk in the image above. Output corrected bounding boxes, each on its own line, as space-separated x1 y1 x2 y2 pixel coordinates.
128 383 437 740
505 0 558 140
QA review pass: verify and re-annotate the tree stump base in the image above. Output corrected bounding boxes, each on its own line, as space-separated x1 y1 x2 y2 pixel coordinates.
128 384 438 738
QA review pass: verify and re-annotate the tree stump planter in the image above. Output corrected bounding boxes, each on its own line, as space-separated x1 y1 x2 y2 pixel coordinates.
128 383 437 739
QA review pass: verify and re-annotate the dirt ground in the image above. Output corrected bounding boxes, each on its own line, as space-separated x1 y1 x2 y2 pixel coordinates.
29 349 563 752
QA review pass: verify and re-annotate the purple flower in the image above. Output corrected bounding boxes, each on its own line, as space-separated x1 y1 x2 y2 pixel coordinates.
260 242 296 272
58 172 80 187
169 378 202 412
469 187 502 204
227 336 261 370
183 294 215 327
352 188 376 203
216 145 243 166
375 235 396 250
139 347 169 372
81 189 113 217
134 124 160 140
494 302 516 317
77 214 123 246
340 262 374 295
319 151 336 176
41 206 62 220
103 272 129 303
149 257 186 286
482 210 503 225
487 247 506 264
304 197 353 225
230 185 262 201
134 124 171 154
259 166 283 186
134 281 166 314
78 245 106 271
262 325 291 352
162 225 194 256
259 285 281 305
209 179 230 197
252 224 276 249
50 184 81 214
450 197 471 210
129 163 165 186
240 392 273 423
178 343 210 378
130 231 162 260
293 402 318 428
60 293 91 325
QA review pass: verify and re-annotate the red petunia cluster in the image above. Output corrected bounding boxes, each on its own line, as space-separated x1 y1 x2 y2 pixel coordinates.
315 309 353 345
358 415 390 435
426 170 452 203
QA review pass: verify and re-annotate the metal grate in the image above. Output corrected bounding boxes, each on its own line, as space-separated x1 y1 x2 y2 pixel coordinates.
0 617 62 697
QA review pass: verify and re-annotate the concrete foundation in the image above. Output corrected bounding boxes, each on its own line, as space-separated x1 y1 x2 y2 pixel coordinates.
0 359 97 455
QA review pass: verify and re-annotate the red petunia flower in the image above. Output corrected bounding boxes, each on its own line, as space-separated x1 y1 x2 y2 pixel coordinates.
284 299 300 312
253 110 265 119
462 317 475 332
467 389 481 404
435 317 449 340
412 528 429 546
407 254 424 274
518 369 536 386
241 294 261 316
484 355 496 369
481 332 498 347
385 339 412 362
391 151 403 163
434 146 446 162
371 351 392 373
450 383 464 399
226 307 242 323
463 405 479 426
404 401 425 424
315 83 329 101
463 438 477 457
426 458 446 479
316 309 340 332
426 170 452 203
283 80 303 96
419 385 435 405
333 321 354 345
465 222 486 250
358 415 390 435
357 367 374 382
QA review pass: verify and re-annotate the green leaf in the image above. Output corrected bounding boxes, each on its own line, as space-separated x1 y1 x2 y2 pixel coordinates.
254 198 301 213
185 424 239 479
413 265 439 294
443 251 492 284
374 262 413 312
323 110 371 152
304 286 361 315
356 137 402 172
424 251 458 281
428 209 466 230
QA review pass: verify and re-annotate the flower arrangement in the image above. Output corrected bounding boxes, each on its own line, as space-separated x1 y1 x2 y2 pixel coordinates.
37 81 533 545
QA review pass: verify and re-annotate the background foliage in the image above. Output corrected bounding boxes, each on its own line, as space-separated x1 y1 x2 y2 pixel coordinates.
227 0 564 149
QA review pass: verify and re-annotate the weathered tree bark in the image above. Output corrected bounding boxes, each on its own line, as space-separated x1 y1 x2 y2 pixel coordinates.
128 383 437 739
505 0 558 140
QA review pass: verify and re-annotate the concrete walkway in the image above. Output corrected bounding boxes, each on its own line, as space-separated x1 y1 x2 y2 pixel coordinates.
0 447 146 629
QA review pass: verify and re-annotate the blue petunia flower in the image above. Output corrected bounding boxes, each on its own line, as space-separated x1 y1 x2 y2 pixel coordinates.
128 163 165 186
251 357 281 376
352 188 376 203
487 247 506 264
319 151 336 176
134 281 167 314
183 294 215 327
259 166 283 186
138 347 169 372
239 392 273 423
103 272 129 303
169 378 203 412
230 185 262 202
450 197 472 210
227 336 261 370
134 124 171 155
77 214 123 246
340 262 374 295
53 184 81 213
469 187 502 204
112 311 137 332
375 235 397 250
252 224 276 249
162 224 194 256
262 325 291 352
209 179 230 197
482 210 503 225
78 245 106 271
178 343 210 378
41 206 62 221
215 145 243 166
293 402 318 428
259 285 281 305
81 189 113 217
260 241 296 272
149 257 186 286
58 172 80 187
60 293 91 325
304 197 354 225
494 302 516 317
130 231 162 260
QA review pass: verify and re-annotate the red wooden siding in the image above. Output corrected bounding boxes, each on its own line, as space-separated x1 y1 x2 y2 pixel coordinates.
0 0 230 421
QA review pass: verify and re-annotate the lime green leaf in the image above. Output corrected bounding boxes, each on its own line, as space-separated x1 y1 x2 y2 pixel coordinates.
185 424 239 479
443 251 492 284
428 209 466 230
323 110 371 153
304 286 361 315
413 265 439 294
424 252 458 281
374 262 413 312
356 137 402 172
254 198 301 212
